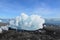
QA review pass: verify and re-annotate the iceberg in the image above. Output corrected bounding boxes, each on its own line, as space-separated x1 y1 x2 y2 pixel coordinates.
9 13 45 31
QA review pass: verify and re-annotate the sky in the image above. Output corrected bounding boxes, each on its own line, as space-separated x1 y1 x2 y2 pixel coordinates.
0 0 60 18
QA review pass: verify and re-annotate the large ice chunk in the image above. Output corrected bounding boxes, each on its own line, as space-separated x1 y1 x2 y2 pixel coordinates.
9 13 45 31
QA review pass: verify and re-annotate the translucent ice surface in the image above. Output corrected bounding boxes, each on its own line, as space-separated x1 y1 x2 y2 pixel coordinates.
9 13 45 31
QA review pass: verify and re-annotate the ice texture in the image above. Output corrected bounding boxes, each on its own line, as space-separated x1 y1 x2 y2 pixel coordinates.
9 13 45 31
